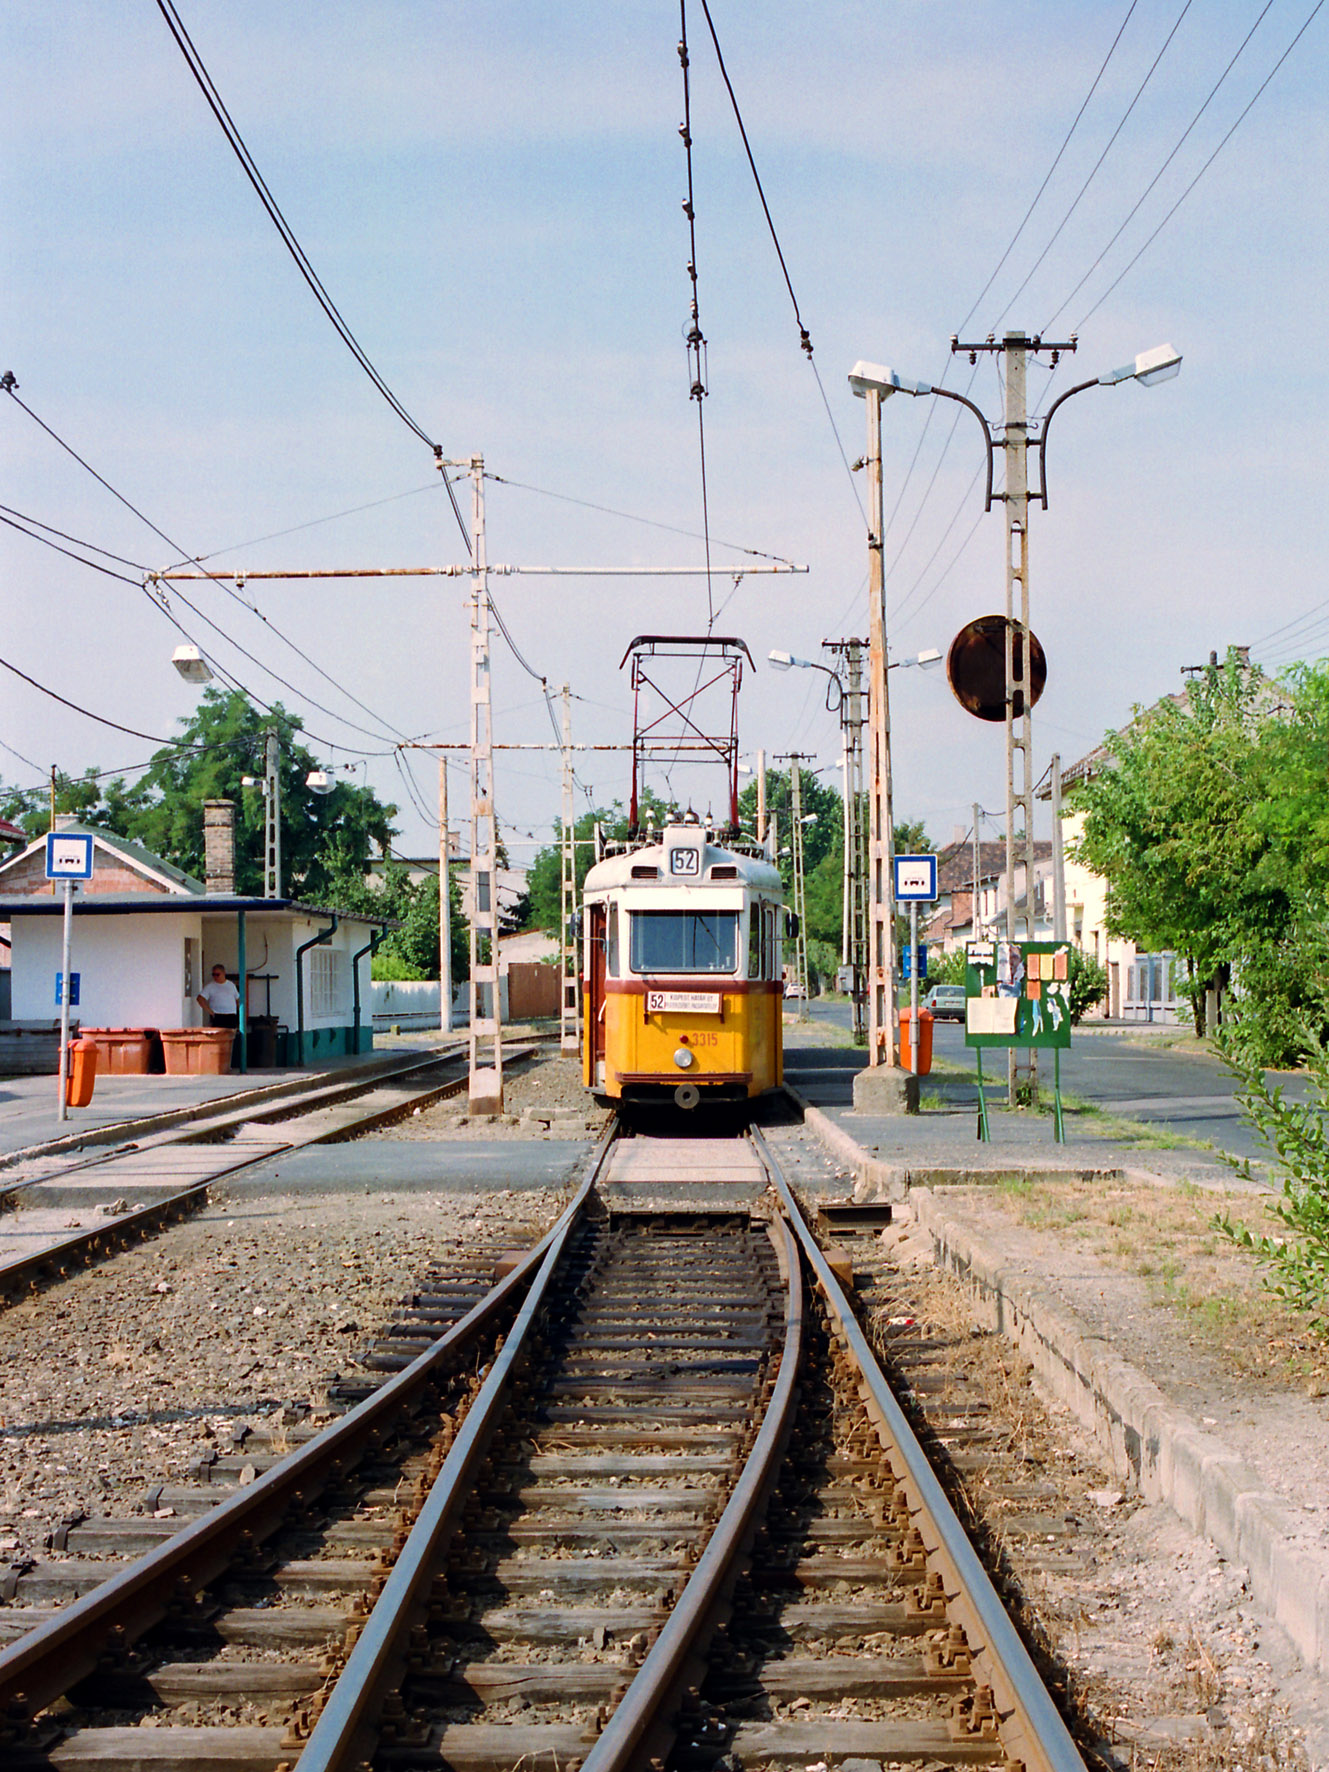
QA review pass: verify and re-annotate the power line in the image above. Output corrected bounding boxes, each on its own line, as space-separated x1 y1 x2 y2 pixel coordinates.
0 510 145 588
3 381 414 752
0 653 197 745
0 505 151 574
1043 0 1278 330
993 0 1195 327
1074 0 1326 328
956 0 1141 335
151 0 470 555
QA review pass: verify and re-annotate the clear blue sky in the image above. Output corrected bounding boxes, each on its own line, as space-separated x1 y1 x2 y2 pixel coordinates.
3 1 1325 859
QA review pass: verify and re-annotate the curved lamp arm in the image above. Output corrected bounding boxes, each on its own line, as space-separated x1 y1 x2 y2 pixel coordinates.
926 387 998 510
1033 378 1099 509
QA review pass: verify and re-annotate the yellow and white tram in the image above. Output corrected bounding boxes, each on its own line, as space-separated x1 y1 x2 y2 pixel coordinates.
581 816 786 1110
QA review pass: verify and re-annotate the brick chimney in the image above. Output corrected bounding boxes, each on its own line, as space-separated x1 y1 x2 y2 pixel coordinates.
203 800 237 895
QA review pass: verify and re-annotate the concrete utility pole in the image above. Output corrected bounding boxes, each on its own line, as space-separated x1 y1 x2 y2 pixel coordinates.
465 456 504 1116
263 727 282 899
559 685 579 1055
972 803 983 940
825 638 867 1043
1001 335 1037 1104
776 752 814 1016
438 759 452 1032
755 749 767 847
1050 753 1067 942
949 328 1075 1103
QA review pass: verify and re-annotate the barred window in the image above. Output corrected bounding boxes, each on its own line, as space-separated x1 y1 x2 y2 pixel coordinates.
309 946 345 1019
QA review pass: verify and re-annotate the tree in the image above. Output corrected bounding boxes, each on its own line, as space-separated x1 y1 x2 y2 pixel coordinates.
323 855 469 984
4 690 399 904
1070 654 1287 1039
524 790 676 937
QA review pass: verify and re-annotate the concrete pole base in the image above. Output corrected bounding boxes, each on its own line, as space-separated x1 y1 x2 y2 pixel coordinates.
468 1067 504 1117
852 1066 920 1116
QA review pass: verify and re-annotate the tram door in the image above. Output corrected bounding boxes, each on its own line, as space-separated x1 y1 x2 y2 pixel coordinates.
588 903 608 1085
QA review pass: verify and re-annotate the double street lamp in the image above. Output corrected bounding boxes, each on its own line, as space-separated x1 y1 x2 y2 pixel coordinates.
848 336 1181 1101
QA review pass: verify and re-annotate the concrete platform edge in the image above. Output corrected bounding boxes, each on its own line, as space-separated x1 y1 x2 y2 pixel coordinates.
907 1184 1329 1680
787 1090 1329 1679
783 1085 906 1199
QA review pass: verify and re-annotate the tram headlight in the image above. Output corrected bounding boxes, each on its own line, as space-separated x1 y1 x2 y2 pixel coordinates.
673 1047 695 1069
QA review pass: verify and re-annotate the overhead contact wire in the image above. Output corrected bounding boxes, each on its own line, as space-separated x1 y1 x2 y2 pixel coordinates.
152 0 470 555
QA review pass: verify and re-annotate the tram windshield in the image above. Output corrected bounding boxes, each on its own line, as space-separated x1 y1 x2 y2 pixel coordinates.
629 910 739 974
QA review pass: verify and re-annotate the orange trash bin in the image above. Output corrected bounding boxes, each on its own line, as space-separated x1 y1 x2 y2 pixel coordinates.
65 1037 98 1107
899 1006 934 1076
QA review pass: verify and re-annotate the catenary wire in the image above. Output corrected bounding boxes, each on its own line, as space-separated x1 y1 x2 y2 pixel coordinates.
1042 0 1278 330
151 0 470 556
486 474 798 563
1074 0 1325 328
0 511 146 588
694 1 862 522
3 383 418 751
678 1 716 630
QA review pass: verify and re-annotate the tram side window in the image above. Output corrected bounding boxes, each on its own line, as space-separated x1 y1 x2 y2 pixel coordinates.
630 911 738 974
606 904 620 977
765 905 780 980
748 906 763 979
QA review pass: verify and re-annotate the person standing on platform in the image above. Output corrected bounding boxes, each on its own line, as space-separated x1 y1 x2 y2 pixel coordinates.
197 963 240 1065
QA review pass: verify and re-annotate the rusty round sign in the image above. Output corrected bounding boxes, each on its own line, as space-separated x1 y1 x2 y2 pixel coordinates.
946 615 1047 722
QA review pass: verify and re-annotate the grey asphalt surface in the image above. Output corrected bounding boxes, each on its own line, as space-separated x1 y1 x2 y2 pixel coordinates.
797 1001 1304 1165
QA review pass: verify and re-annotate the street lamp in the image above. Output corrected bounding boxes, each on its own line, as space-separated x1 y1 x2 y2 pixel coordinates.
171 644 213 685
845 361 934 1095
857 332 1181 1105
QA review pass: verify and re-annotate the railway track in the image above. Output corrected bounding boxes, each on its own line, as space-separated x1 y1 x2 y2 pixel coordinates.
0 1045 536 1305
0 1122 1087 1771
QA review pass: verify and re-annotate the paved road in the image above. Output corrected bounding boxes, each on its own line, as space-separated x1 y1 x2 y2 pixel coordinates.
796 1002 1304 1165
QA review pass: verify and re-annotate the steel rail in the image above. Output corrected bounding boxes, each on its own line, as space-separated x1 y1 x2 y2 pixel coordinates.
752 1125 1087 1772
580 1202 804 1772
0 1136 606 1722
292 1168 602 1770
0 1048 531 1302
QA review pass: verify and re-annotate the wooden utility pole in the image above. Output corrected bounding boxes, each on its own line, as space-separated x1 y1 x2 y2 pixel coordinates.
465 456 504 1115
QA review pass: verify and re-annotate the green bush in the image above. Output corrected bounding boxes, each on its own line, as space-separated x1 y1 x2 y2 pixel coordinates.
806 938 840 993
1216 1033 1329 1336
1067 948 1108 1024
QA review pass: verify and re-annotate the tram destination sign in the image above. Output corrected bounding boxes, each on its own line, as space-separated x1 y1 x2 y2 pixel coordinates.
646 990 721 1014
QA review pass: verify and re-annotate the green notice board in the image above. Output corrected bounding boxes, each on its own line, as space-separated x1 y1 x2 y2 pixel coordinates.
964 939 1072 1049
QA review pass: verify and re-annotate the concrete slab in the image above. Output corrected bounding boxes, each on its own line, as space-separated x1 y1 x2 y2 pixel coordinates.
604 1137 766 1187
211 1140 590 1196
